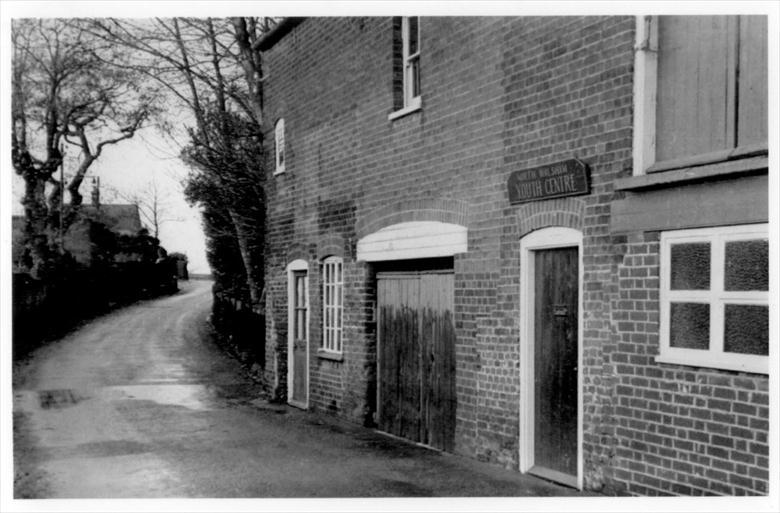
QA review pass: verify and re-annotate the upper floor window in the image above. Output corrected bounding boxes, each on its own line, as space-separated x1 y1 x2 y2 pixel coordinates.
274 118 285 174
634 16 767 175
657 224 769 374
402 16 421 107
322 256 343 353
389 17 421 119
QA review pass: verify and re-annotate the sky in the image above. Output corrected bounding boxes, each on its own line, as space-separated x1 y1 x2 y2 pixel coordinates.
10 126 211 274
91 129 210 274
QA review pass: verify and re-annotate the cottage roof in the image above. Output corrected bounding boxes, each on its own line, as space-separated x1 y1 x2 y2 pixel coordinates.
80 204 144 236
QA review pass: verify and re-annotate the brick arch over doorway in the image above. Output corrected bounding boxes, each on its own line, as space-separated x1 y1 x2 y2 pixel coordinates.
515 197 585 239
356 197 470 240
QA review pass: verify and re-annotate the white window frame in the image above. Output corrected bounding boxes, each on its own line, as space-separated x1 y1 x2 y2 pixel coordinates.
657 224 769 374
632 15 658 176
389 17 422 120
518 227 583 490
274 118 285 175
321 256 343 354
402 16 421 109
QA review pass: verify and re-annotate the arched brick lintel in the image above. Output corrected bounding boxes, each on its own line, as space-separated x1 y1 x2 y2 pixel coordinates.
286 243 309 264
516 197 585 239
317 234 347 260
356 197 470 239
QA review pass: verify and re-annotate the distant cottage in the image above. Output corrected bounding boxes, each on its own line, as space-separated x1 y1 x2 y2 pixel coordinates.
13 189 147 269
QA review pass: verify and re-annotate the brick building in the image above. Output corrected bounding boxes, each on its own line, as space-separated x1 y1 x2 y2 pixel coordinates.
256 16 770 495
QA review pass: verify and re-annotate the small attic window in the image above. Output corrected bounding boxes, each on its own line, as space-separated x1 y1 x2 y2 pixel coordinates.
274 118 285 174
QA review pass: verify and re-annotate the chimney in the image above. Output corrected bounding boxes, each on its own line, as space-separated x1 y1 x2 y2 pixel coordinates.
91 177 100 207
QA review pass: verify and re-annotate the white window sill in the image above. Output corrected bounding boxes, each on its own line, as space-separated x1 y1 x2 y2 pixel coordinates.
273 168 285 176
655 353 768 375
317 349 343 362
616 155 767 191
388 98 422 121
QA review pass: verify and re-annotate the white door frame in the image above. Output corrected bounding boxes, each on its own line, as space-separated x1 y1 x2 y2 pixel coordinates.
518 227 583 490
287 259 309 409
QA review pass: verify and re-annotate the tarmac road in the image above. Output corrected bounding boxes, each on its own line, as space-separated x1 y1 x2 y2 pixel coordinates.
12 280 591 499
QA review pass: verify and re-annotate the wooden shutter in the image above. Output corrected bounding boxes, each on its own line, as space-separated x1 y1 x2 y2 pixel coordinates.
737 16 768 148
654 15 767 168
656 16 737 163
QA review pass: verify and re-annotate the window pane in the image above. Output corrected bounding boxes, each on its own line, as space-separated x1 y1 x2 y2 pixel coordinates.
411 57 420 98
670 242 711 290
725 239 768 291
670 302 710 350
408 17 418 54
296 310 304 339
724 304 768 355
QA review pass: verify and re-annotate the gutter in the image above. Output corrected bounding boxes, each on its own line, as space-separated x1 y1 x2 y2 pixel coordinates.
254 17 306 51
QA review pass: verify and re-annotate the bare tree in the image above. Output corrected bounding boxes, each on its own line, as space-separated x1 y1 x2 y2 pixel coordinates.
87 17 274 306
12 18 156 278
104 180 182 239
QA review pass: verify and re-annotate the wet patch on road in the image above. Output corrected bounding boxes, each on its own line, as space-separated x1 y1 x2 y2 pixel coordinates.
38 389 82 409
39 440 153 460
107 384 212 411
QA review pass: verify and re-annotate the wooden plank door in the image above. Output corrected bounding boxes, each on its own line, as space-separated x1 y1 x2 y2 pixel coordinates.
419 272 456 452
533 247 578 478
290 270 308 405
377 271 455 451
378 274 420 441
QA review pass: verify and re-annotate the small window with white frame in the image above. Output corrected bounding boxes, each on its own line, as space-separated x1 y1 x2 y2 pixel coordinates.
389 16 421 119
274 118 285 174
402 16 421 109
322 256 343 353
658 224 769 374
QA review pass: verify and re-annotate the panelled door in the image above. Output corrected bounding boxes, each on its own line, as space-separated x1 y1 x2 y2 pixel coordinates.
290 270 308 406
377 270 456 451
532 247 579 481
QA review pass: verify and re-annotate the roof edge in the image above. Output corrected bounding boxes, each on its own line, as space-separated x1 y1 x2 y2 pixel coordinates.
256 17 306 51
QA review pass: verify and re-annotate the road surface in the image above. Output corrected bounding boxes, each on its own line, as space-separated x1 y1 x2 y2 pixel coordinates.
13 280 589 499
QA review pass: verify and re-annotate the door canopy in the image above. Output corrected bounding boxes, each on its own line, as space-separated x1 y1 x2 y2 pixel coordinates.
356 221 467 262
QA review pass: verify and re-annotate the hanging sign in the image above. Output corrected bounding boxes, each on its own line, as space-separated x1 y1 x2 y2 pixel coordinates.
507 158 590 205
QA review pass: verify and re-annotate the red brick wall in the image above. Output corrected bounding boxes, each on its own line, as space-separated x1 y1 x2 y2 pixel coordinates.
611 232 770 495
260 16 768 495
